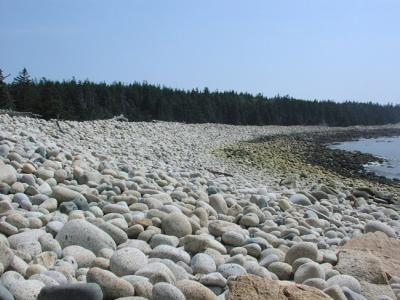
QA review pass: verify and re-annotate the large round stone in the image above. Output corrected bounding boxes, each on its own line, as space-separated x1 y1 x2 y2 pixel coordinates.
0 283 13 300
62 245 96 268
176 280 218 300
161 213 192 238
152 282 185 300
294 262 325 283
326 275 361 294
0 242 14 270
150 245 191 264
55 220 116 254
217 263 247 279
209 194 228 215
191 253 216 274
1 271 45 300
51 186 84 203
285 242 319 265
0 164 17 185
38 283 103 300
365 221 396 238
110 247 148 276
86 267 135 299
289 194 312 206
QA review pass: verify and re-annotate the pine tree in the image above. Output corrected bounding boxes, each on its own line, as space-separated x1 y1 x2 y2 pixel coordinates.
0 69 14 109
13 68 31 84
11 68 34 111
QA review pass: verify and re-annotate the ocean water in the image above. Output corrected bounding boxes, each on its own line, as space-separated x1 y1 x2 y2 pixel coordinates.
329 136 400 180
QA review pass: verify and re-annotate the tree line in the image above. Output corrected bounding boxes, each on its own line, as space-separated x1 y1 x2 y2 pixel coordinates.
1 68 400 126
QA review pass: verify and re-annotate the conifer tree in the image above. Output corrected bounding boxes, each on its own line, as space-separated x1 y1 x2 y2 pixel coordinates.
11 68 34 111
0 68 14 109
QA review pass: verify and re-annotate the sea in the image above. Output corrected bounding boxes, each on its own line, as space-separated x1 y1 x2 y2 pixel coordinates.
329 136 400 181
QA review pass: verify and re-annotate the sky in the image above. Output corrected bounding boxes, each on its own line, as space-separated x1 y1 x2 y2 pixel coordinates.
1 0 399 104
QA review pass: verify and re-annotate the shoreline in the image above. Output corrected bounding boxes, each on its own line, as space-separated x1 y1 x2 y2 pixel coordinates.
218 127 400 203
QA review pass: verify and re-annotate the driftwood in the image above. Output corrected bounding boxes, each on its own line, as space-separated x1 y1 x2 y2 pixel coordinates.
206 168 234 177
0 109 42 118
55 120 65 133
111 114 128 122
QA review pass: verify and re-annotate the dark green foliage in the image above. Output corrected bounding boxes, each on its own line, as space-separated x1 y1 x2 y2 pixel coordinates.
0 69 14 109
2 68 400 126
10 68 37 112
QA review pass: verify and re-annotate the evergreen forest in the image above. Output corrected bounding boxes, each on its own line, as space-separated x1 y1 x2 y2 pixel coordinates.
1 68 400 126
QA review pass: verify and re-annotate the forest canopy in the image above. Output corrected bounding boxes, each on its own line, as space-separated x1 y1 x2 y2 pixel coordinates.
1 68 400 126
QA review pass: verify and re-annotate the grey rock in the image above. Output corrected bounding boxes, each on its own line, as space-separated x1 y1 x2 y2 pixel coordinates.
149 234 179 248
150 245 191 264
0 165 17 185
342 287 367 300
51 186 83 203
136 262 176 284
152 282 185 300
323 285 347 300
176 279 218 300
199 272 227 288
268 262 292 280
97 222 128 245
289 194 312 206
0 283 14 300
326 274 362 294
365 221 396 237
38 283 103 300
62 246 96 268
294 262 325 284
285 242 319 265
8 229 46 249
59 201 78 214
209 194 228 215
217 263 247 279
86 267 135 299
118 240 152 255
56 220 116 254
161 213 192 238
191 253 216 274
110 247 147 276
1 271 45 300
0 242 14 270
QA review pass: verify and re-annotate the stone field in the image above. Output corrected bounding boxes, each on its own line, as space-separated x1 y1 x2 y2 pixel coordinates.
0 114 399 300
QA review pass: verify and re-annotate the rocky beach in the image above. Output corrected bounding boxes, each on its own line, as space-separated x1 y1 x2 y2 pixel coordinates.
0 114 400 300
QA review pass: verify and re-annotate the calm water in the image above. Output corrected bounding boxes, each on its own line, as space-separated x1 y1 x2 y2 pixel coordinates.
329 136 400 180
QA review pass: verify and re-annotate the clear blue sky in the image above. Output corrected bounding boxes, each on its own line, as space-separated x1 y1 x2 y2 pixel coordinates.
1 0 399 103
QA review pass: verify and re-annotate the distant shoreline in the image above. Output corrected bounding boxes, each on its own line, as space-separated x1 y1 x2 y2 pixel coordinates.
220 127 400 191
